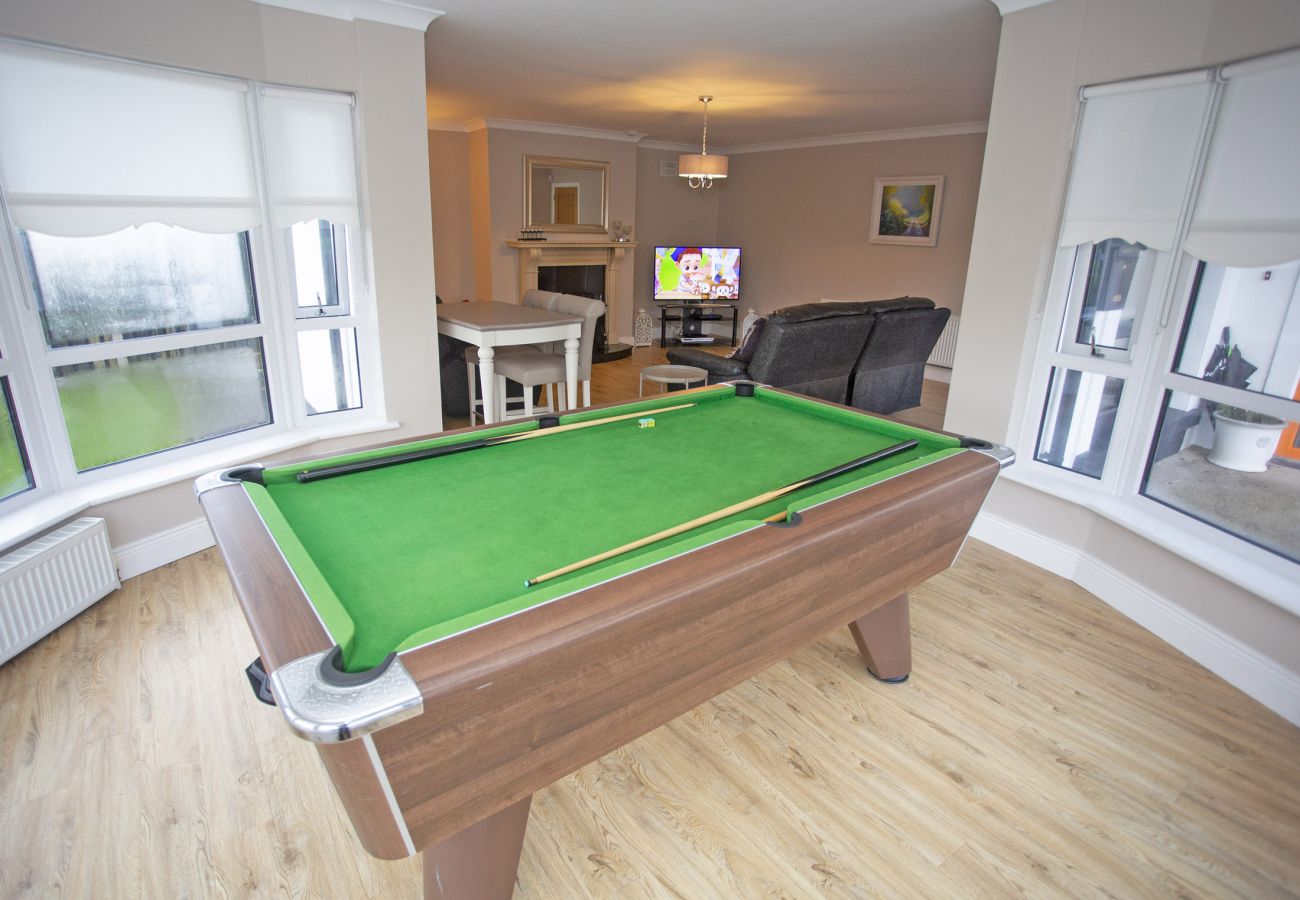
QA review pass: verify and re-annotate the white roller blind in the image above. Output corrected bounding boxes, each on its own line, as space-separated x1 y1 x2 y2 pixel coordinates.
0 44 261 236
1184 51 1300 267
260 87 360 230
1059 75 1214 251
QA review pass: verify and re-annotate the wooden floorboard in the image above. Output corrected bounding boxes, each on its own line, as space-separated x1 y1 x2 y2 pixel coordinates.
1 355 1296 899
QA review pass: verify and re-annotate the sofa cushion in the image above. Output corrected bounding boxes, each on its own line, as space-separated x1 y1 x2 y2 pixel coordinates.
863 296 934 315
666 347 749 379
767 302 876 325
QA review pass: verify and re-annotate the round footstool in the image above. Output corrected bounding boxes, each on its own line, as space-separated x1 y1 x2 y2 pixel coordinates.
639 364 709 396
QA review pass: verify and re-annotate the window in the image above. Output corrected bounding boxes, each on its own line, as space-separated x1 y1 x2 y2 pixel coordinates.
1063 239 1153 358
0 375 33 502
288 220 363 416
1024 49 1300 588
0 40 375 508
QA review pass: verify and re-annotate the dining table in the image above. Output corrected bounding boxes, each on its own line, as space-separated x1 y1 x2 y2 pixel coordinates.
436 300 583 424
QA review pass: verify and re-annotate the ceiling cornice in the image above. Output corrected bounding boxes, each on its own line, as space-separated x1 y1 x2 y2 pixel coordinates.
427 119 471 133
989 0 1057 15
453 117 648 143
721 121 989 155
250 0 444 30
429 119 989 153
639 139 698 153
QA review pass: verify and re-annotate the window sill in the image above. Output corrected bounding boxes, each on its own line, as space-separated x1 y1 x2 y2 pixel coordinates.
999 462 1300 616
0 417 400 552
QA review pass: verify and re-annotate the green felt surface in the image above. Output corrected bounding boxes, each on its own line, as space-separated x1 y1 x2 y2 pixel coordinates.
247 387 961 671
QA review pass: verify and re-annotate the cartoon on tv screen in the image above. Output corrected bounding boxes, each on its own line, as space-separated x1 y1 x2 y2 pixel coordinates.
653 247 741 300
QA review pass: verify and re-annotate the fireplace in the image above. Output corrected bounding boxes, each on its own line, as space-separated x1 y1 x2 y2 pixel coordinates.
536 264 629 362
507 240 636 363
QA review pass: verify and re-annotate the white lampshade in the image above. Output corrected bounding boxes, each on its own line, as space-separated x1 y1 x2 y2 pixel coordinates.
678 153 729 179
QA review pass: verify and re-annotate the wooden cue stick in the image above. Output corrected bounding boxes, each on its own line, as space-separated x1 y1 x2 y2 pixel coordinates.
525 438 920 587
296 402 697 483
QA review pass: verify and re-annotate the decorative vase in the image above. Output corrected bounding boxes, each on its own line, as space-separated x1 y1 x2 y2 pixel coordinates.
1207 410 1285 472
633 308 654 347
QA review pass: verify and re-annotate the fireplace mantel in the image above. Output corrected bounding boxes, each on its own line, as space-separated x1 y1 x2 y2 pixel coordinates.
506 241 638 339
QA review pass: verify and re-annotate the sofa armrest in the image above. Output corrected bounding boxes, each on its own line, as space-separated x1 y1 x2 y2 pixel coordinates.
665 347 749 378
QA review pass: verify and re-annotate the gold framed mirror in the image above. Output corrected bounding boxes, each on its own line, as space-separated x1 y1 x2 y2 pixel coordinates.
524 155 610 233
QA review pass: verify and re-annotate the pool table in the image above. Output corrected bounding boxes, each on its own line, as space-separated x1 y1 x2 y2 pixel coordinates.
196 383 1011 899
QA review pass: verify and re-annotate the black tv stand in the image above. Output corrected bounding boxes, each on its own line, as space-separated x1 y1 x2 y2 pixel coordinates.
659 303 739 348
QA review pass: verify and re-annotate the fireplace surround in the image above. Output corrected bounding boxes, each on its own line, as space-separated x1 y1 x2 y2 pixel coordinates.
507 240 636 360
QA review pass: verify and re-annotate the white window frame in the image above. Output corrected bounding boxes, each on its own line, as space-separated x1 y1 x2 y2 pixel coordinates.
0 40 389 526
1013 59 1300 614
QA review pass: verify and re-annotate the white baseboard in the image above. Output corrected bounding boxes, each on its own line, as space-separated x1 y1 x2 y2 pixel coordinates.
114 517 214 581
924 364 952 384
971 511 1300 727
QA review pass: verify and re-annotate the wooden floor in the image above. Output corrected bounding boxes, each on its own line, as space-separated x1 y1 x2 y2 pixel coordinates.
2 352 1298 898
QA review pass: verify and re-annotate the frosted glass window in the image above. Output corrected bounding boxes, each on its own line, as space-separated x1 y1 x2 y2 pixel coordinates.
54 339 271 471
24 225 257 348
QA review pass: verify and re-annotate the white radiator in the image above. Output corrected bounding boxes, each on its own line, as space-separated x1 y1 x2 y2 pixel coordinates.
928 314 960 368
0 517 120 665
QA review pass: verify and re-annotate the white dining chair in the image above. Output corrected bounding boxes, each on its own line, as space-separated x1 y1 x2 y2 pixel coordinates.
464 290 563 422
492 293 605 419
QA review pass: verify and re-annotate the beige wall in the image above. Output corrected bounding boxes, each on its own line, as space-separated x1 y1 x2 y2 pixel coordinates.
631 148 722 314
474 128 639 340
0 0 439 550
714 134 987 316
949 0 1300 680
429 129 475 302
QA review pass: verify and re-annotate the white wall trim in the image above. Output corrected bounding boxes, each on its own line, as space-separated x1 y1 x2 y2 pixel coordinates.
460 117 647 143
427 119 471 133
971 510 1300 728
113 517 214 582
250 0 445 30
721 121 989 155
924 364 952 384
430 119 989 153
989 0 1058 15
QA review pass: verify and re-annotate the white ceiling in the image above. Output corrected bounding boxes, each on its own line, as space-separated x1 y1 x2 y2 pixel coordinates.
424 0 1004 148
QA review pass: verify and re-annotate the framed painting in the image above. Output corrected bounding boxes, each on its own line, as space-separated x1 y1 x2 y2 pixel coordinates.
870 175 945 246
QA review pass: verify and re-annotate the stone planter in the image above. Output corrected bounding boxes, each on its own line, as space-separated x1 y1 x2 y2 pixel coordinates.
1208 410 1285 472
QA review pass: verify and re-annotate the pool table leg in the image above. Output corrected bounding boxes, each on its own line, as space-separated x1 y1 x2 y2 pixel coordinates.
848 593 912 683
422 795 532 900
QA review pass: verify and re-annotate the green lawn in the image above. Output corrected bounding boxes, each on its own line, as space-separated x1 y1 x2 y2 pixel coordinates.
56 343 269 471
0 396 31 499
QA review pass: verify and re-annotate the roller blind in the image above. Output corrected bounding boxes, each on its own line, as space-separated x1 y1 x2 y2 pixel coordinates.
1059 74 1214 251
0 44 261 236
260 87 360 230
1184 50 1300 267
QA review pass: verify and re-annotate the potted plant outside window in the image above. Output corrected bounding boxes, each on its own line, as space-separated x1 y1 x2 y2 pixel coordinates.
1201 327 1284 472
1207 405 1286 472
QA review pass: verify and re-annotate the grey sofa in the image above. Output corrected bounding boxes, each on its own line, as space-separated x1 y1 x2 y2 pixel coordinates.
667 302 876 402
665 297 949 413
841 298 950 414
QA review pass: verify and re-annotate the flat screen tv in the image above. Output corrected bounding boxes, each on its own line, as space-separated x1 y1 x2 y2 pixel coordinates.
653 246 741 301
